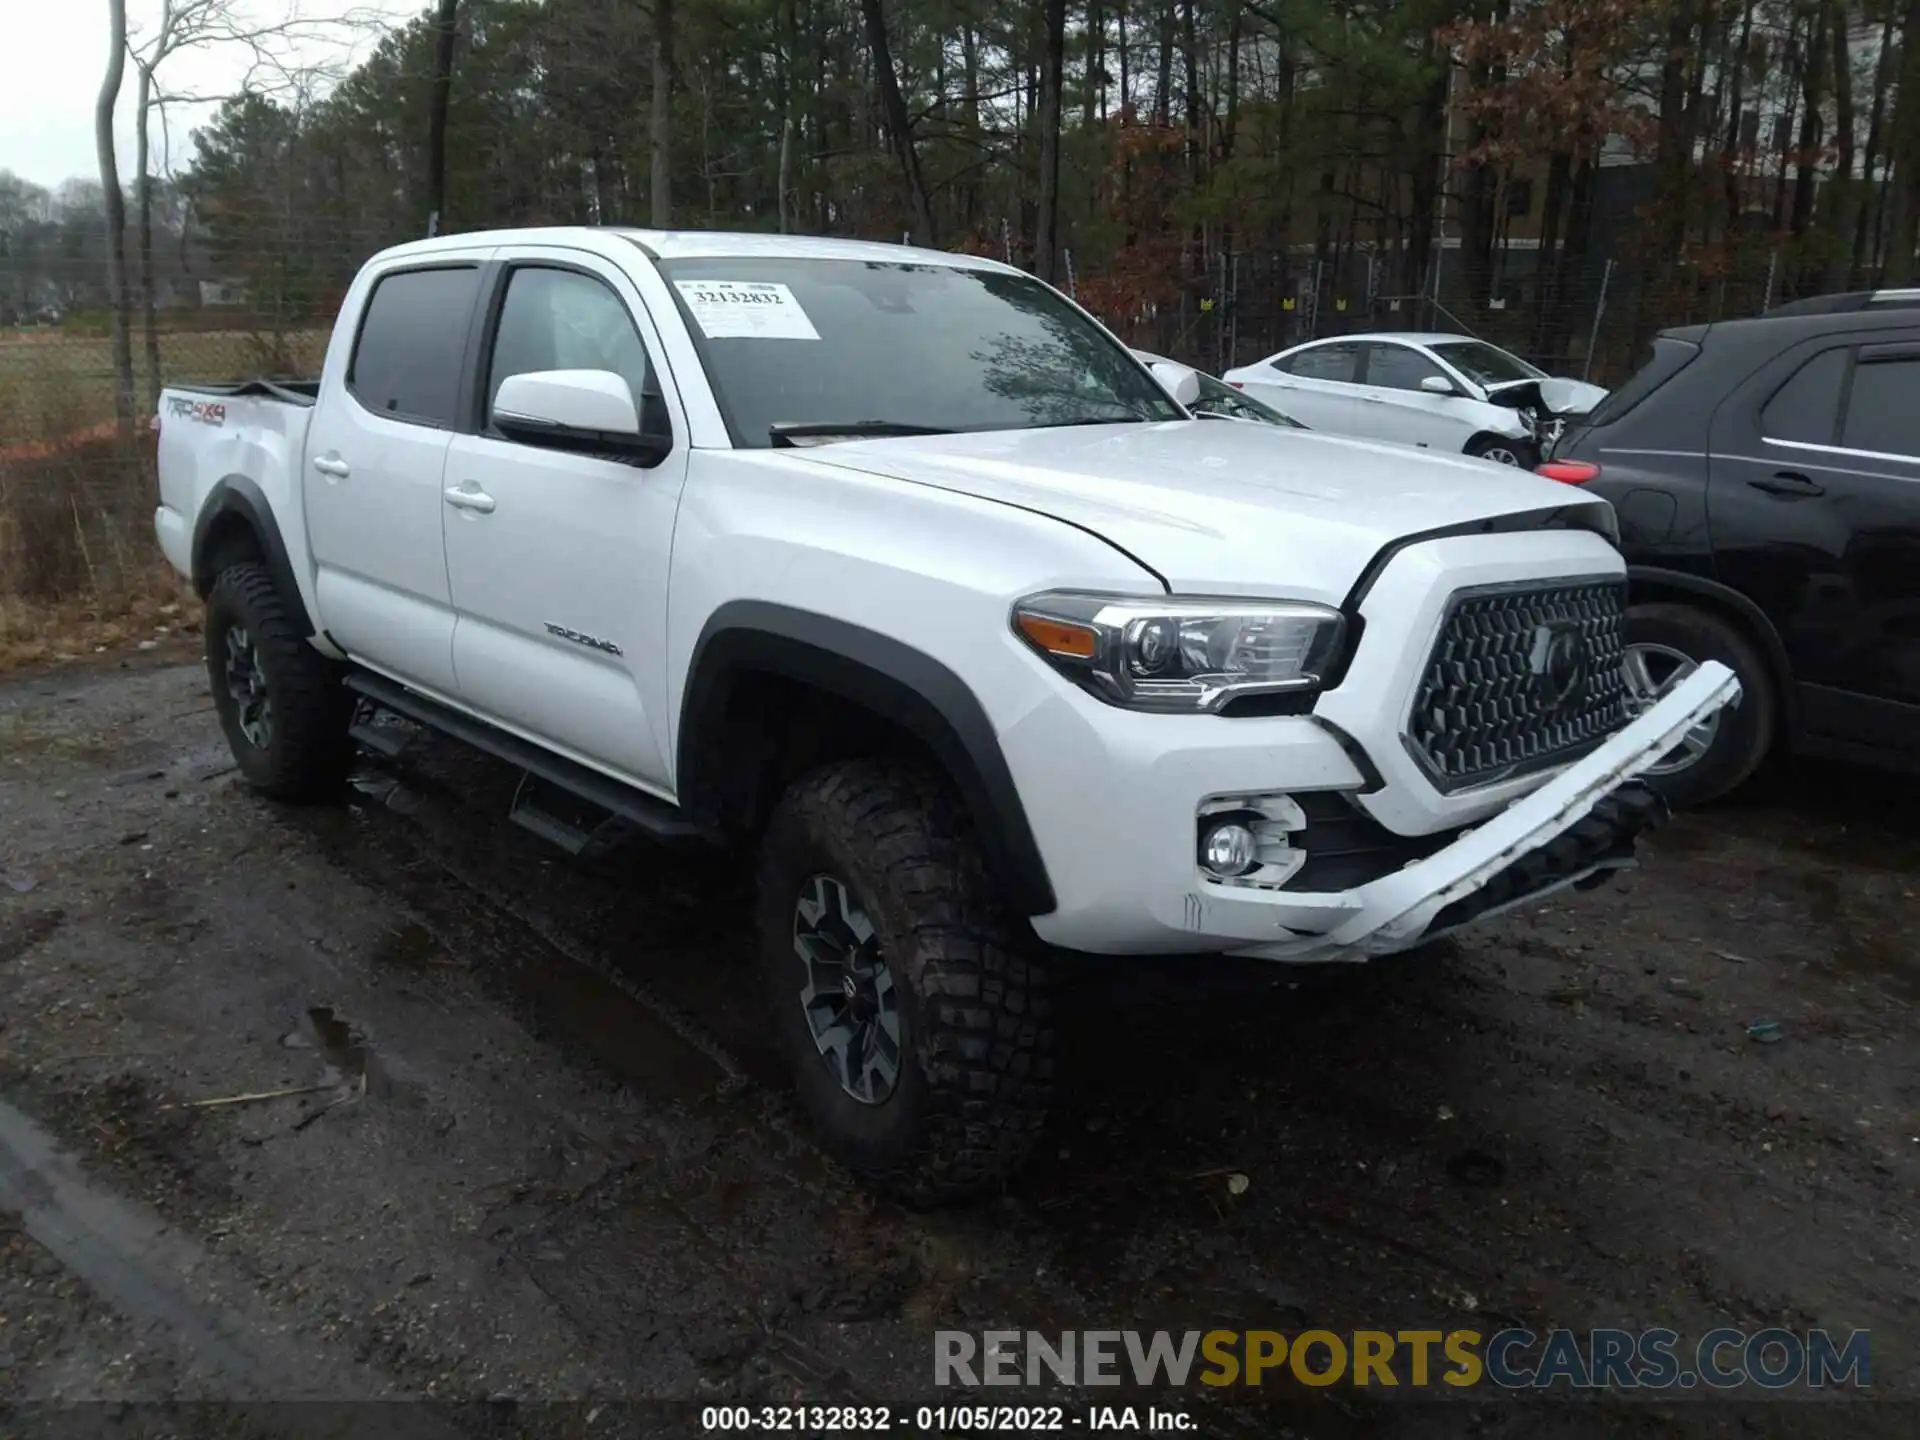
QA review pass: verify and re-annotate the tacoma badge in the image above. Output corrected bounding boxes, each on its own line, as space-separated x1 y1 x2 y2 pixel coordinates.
544 622 623 657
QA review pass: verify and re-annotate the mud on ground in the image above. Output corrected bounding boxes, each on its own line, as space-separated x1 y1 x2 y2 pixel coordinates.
1 658 1914 1438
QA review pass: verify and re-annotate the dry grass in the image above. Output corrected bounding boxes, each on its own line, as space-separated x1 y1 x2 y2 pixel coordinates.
0 326 306 673
0 326 329 444
0 572 199 673
0 429 200 674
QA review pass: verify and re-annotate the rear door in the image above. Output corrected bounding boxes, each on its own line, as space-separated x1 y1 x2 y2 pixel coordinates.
1350 341 1475 451
439 249 691 792
1249 341 1362 434
304 256 490 695
1709 329 1920 747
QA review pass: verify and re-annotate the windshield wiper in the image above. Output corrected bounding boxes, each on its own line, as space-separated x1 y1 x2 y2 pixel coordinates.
1024 413 1159 429
769 420 954 446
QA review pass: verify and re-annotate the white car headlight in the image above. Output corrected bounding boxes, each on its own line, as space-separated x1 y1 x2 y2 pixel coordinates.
1012 591 1348 713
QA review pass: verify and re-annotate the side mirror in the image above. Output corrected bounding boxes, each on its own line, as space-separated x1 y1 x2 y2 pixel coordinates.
1419 375 1457 396
1149 359 1203 408
492 369 671 461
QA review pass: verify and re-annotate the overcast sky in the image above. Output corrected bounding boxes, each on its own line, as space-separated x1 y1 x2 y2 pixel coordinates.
1 0 413 192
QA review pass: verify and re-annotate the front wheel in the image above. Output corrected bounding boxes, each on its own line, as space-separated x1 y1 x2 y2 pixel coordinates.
1622 602 1775 808
756 758 1054 1207
1465 435 1538 469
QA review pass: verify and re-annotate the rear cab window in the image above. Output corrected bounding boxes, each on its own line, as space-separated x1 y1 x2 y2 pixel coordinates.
347 265 483 427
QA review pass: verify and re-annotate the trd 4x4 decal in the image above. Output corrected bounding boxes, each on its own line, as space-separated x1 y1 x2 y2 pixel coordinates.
166 396 228 426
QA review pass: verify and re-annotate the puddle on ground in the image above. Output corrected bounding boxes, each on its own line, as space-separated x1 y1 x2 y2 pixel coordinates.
311 799 738 1110
501 944 729 1106
305 1004 370 1087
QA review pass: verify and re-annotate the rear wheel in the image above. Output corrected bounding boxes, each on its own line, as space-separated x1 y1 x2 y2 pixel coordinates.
204 562 354 801
756 757 1053 1207
1622 602 1775 808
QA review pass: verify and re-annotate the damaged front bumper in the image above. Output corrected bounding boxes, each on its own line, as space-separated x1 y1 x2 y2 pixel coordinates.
1225 661 1741 962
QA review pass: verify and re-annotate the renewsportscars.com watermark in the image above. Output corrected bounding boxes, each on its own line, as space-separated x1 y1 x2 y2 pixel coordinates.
935 1328 1870 1391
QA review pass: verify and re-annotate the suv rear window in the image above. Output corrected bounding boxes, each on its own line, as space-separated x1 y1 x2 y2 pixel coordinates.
1841 356 1920 457
1582 335 1700 428
348 265 482 427
1760 348 1848 445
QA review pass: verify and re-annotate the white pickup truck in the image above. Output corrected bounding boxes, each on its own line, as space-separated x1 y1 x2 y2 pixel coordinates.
155 227 1738 1204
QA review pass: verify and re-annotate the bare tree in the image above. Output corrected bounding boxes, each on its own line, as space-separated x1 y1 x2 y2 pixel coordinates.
129 0 365 397
97 0 136 434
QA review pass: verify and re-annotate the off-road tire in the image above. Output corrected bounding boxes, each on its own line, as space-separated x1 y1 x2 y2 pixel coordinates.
1625 601 1776 808
204 562 354 801
756 757 1054 1207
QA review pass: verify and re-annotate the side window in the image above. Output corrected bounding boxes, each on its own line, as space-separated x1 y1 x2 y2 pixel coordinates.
1760 348 1848 445
347 266 482 427
487 267 655 425
1361 343 1447 393
1280 343 1359 383
1839 356 1920 458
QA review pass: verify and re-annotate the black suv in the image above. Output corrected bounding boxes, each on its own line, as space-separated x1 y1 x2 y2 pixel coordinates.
1541 289 1920 806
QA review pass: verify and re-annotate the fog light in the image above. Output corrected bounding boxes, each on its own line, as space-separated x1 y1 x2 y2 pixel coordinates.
1201 821 1258 878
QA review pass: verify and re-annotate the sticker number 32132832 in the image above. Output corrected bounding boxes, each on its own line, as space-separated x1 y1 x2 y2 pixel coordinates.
673 280 821 341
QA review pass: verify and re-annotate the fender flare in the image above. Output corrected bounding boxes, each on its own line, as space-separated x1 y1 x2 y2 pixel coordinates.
1625 564 1799 738
190 476 314 637
679 601 1057 917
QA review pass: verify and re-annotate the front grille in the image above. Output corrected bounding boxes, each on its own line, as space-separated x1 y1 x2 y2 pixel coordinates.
1407 578 1629 792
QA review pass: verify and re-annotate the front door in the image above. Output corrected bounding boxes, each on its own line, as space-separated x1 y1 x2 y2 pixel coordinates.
1351 341 1476 452
440 251 690 793
304 258 490 696
1710 330 1920 752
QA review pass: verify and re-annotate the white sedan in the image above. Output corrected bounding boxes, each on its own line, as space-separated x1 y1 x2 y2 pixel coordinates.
1222 333 1607 468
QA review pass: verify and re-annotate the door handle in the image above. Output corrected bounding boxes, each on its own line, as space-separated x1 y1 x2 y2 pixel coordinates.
1749 471 1825 499
443 484 496 514
311 455 350 478
1359 394 1388 404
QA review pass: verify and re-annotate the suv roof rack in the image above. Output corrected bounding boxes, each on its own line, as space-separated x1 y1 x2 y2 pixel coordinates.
1762 288 1920 318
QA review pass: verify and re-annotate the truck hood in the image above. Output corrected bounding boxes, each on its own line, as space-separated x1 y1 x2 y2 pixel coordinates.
803 420 1614 602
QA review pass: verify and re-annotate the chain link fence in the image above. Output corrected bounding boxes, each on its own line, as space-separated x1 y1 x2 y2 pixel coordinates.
1086 241 1852 388
0 213 1868 626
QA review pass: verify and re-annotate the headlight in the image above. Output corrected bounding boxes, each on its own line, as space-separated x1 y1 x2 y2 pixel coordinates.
1011 591 1347 713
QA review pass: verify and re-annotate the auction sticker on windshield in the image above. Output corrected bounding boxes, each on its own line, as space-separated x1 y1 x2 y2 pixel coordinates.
675 280 821 340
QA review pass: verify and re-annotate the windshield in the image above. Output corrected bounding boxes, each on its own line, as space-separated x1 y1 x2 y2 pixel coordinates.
654 256 1184 446
1194 373 1304 427
1428 339 1545 388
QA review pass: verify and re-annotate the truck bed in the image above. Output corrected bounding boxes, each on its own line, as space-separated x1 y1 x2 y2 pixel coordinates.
167 377 319 407
154 379 320 598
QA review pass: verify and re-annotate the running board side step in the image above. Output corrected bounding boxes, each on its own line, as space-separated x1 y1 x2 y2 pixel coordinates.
342 671 721 854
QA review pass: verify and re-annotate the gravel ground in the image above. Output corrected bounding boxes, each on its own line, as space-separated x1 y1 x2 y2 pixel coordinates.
0 655 1914 1439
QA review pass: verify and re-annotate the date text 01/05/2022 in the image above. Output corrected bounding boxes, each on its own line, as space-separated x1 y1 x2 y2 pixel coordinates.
699 1404 1197 1432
